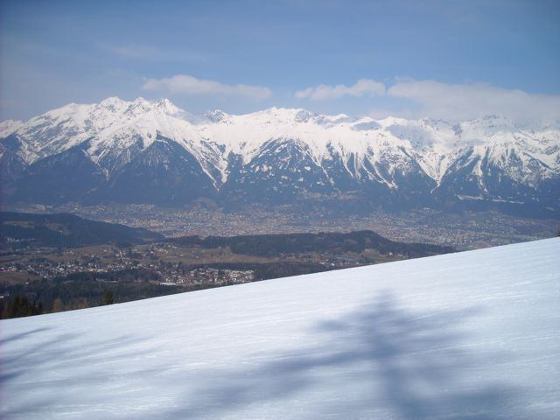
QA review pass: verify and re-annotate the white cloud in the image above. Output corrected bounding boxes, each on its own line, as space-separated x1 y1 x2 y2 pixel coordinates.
387 80 560 124
142 74 272 100
296 77 560 124
295 79 386 100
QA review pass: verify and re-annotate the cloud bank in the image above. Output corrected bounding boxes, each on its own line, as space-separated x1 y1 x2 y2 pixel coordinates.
142 75 560 124
295 79 386 100
388 80 560 123
143 74 272 100
296 79 560 124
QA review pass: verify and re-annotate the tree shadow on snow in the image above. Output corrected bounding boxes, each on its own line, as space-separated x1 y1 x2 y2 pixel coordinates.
0 292 528 419
165 291 525 419
0 328 160 418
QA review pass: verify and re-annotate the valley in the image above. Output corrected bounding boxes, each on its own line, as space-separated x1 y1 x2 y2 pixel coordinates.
8 202 558 249
0 212 453 318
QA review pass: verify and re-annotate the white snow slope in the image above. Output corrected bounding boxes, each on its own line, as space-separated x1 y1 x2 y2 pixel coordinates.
1 238 559 419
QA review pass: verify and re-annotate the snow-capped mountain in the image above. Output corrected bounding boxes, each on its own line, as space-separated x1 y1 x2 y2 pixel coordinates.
1 97 559 213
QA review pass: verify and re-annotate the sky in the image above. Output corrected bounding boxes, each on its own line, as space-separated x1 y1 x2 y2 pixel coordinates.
1 0 559 123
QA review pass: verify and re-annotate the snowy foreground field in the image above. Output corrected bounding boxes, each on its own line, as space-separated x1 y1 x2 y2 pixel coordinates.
1 239 559 419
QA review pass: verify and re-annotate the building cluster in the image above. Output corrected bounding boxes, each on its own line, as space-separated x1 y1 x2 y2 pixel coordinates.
163 268 254 287
0 247 255 289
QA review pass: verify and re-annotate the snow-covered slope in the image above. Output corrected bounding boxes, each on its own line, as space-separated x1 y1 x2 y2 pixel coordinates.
0 120 23 138
1 97 559 210
2 238 559 419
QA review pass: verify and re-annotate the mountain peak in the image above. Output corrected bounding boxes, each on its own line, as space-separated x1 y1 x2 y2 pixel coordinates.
154 98 183 115
294 109 316 122
99 96 128 108
206 109 228 122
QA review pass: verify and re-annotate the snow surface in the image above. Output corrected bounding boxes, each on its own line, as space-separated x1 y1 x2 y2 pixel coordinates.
0 120 23 138
1 238 560 419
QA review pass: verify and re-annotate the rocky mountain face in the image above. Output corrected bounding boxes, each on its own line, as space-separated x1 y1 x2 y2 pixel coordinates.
1 97 559 215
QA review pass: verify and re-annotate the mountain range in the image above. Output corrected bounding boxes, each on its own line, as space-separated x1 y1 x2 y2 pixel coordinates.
1 97 559 215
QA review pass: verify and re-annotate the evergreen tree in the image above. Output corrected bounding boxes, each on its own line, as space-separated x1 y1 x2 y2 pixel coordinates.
102 290 114 305
52 298 64 312
1 295 43 319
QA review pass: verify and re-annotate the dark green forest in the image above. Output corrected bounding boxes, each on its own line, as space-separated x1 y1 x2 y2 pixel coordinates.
1 211 163 248
170 230 454 257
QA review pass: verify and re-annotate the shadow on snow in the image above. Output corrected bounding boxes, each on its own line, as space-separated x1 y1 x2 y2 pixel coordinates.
1 291 526 419
165 291 524 419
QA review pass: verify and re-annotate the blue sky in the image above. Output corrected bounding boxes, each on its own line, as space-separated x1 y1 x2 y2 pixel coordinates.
1 0 559 122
